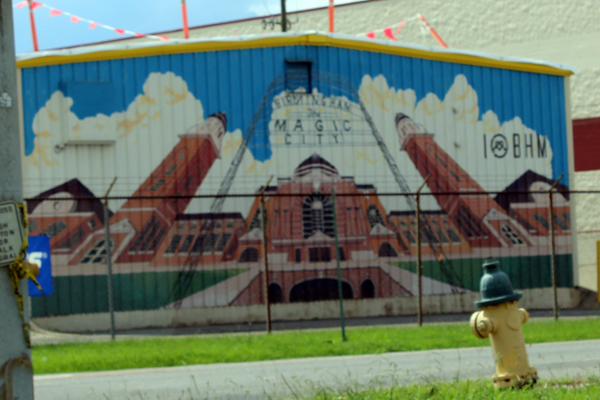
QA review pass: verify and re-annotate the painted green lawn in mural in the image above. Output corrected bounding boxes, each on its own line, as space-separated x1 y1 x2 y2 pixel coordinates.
31 269 248 317
33 317 600 374
393 254 573 291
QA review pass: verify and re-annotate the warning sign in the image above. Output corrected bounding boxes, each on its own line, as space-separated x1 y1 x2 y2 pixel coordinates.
0 201 25 267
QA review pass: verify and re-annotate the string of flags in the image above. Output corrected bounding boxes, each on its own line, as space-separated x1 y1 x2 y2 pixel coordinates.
357 14 448 48
13 1 169 42
12 2 447 52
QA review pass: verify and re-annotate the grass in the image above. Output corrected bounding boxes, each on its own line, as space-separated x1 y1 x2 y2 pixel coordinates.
306 378 600 400
33 317 600 375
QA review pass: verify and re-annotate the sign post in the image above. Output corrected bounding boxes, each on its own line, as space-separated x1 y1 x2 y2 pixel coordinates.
0 0 35 396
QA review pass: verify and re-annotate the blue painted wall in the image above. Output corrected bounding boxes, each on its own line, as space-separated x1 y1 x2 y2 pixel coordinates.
20 45 569 186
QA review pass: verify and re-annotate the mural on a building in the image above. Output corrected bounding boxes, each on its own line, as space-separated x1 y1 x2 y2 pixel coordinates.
24 67 573 316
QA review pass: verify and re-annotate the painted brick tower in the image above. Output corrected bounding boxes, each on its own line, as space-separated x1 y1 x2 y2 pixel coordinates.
73 113 228 265
395 113 531 248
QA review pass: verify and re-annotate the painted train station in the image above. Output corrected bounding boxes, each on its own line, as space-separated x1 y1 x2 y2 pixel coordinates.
15 32 575 321
25 104 572 313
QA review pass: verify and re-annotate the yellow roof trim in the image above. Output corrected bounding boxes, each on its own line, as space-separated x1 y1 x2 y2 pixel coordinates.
16 33 573 76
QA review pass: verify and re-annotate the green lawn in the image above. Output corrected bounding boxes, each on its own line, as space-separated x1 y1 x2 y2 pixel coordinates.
33 317 600 375
307 378 600 400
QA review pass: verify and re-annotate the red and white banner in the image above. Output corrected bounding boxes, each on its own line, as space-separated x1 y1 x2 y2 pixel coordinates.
357 14 448 48
14 1 169 42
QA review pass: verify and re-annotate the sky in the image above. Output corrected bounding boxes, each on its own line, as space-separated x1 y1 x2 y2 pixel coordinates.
11 0 362 54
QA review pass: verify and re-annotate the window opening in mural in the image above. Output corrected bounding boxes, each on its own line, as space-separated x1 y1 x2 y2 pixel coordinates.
500 223 525 246
129 217 163 253
435 229 449 244
445 229 462 243
403 230 417 244
269 283 283 303
302 195 334 238
203 233 219 253
215 233 232 252
148 227 166 251
178 235 195 253
455 206 487 238
165 235 183 254
150 179 166 192
421 228 439 244
309 247 331 262
338 247 346 261
361 279 375 298
191 234 206 254
450 169 461 182
553 215 569 231
40 220 67 238
562 212 571 226
239 247 259 262
435 153 447 168
285 60 312 92
165 164 178 176
378 242 398 257
511 212 536 233
81 238 114 264
294 248 302 262
57 228 87 250
533 212 550 230
367 205 385 228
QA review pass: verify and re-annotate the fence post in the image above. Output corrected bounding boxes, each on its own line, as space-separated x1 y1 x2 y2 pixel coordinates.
331 188 346 341
259 176 273 333
103 177 117 340
415 175 430 327
548 174 563 321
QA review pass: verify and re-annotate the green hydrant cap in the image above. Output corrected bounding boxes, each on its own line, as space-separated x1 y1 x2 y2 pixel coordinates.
474 260 522 308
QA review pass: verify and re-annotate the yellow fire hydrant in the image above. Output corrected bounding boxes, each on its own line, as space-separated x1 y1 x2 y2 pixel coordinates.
470 260 538 389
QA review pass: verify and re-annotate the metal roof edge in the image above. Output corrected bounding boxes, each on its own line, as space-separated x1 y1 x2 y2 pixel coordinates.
15 31 577 76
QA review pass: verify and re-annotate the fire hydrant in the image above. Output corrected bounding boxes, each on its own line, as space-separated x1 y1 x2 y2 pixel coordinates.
470 260 538 389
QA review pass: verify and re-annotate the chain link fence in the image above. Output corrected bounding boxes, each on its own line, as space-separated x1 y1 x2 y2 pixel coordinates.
24 187 588 331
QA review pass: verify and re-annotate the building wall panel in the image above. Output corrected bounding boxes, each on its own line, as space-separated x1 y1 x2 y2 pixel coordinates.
19 40 573 319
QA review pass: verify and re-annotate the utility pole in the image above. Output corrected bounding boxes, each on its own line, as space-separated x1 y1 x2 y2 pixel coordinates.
280 0 287 32
0 0 35 398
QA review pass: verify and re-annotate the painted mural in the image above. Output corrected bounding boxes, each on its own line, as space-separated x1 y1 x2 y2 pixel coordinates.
22 57 573 317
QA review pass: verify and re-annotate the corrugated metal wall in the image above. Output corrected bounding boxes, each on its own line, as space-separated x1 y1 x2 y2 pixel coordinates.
20 44 573 322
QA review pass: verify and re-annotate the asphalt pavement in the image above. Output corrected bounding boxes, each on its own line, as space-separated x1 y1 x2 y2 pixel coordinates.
34 339 600 400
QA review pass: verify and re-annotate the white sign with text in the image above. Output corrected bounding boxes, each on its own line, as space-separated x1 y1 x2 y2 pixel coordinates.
0 201 25 267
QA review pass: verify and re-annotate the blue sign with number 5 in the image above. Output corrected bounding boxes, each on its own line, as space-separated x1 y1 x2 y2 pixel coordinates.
27 236 53 296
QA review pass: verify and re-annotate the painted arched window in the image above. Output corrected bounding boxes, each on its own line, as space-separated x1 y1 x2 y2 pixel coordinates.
302 195 334 238
378 242 398 257
361 279 376 298
239 247 259 262
269 283 283 303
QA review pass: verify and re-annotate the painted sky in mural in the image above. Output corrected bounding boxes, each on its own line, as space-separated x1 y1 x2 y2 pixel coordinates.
27 72 554 215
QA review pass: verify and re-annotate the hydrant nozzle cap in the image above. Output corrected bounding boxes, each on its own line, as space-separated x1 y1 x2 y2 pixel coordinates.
475 260 522 308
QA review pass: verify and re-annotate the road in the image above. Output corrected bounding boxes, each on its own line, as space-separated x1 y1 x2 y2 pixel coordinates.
34 339 600 400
